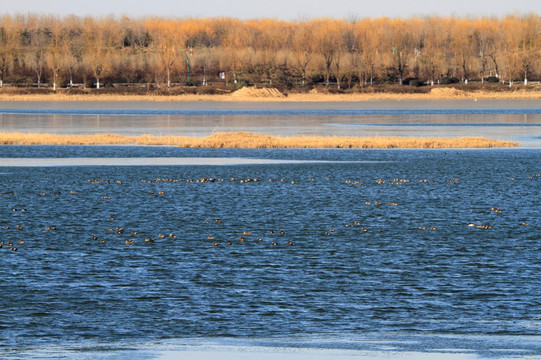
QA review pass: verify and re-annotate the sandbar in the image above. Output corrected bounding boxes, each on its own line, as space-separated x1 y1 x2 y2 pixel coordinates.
1 90 541 102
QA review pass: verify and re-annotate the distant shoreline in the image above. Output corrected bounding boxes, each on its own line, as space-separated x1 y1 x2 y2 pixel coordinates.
1 88 541 102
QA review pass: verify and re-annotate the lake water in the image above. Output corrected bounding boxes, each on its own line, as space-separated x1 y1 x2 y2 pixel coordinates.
0 100 540 146
0 100 540 359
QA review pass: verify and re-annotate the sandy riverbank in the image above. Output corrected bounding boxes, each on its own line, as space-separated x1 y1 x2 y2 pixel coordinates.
0 88 540 102
0 131 518 148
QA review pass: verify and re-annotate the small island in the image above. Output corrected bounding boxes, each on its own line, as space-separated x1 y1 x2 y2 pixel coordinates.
0 131 519 148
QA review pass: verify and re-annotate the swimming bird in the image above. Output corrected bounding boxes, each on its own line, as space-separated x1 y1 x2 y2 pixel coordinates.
476 225 492 229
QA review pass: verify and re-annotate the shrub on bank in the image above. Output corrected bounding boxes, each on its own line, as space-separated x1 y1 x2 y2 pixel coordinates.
441 77 460 84
403 78 424 86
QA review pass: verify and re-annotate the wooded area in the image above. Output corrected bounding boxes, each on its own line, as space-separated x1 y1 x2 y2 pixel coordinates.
0 14 539 90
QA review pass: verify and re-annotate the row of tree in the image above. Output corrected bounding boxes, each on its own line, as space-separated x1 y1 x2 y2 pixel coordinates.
0 14 540 90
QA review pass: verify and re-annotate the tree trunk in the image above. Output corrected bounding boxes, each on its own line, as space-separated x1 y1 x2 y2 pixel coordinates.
489 54 499 78
96 77 100 89
325 58 332 86
336 64 341 89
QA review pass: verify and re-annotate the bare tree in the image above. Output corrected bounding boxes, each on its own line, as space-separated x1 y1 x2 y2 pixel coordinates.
0 16 17 87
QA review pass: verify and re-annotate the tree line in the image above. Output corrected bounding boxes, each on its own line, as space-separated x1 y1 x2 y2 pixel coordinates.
0 14 539 90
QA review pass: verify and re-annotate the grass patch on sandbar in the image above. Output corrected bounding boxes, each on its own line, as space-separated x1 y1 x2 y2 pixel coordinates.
0 131 519 149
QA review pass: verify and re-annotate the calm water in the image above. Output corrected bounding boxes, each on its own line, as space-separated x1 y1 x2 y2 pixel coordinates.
0 146 540 359
1 100 540 146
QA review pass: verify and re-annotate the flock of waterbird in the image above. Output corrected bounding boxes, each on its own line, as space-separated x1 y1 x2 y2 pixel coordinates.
1 172 537 253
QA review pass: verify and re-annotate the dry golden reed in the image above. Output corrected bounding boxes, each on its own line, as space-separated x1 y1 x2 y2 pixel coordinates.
0 131 518 148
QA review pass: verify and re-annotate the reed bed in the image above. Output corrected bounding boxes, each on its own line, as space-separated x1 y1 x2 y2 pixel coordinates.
0 131 518 148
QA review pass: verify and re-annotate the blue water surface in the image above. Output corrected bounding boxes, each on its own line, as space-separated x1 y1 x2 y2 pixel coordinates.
0 146 540 358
